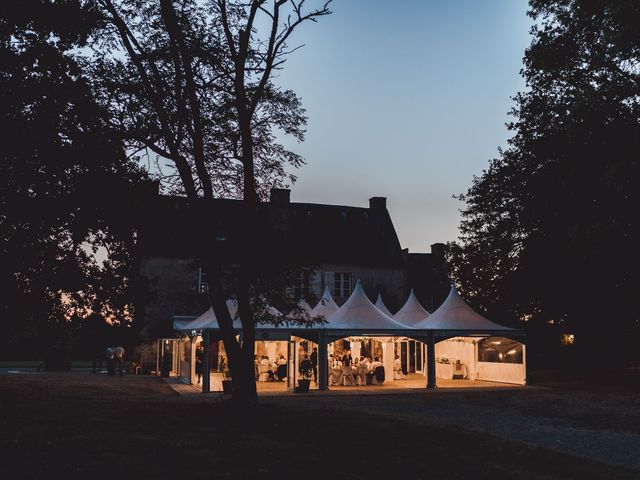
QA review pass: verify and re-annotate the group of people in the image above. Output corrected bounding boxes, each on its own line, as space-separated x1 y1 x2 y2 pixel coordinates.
104 346 125 376
251 348 319 384
329 350 386 386
254 354 288 382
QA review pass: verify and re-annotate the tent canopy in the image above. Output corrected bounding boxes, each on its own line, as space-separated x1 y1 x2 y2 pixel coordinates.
287 298 312 320
309 287 339 320
173 299 285 332
374 294 393 317
413 286 513 332
394 289 430 326
297 298 312 315
325 280 412 331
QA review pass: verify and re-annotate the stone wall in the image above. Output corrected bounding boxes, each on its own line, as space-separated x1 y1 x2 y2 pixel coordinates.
138 258 413 336
139 257 209 334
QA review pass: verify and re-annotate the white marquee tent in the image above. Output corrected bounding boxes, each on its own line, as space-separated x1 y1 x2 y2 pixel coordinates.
413 286 514 333
309 287 339 321
374 294 393 317
171 283 526 391
394 289 430 327
413 286 526 386
325 281 412 333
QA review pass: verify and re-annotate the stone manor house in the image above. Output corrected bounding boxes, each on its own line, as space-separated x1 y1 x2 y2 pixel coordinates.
134 184 450 339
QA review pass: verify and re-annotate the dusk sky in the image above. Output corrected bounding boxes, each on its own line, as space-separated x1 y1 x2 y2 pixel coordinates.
278 0 533 252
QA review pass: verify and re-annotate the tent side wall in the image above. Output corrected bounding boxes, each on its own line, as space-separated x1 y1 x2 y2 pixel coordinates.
434 336 527 386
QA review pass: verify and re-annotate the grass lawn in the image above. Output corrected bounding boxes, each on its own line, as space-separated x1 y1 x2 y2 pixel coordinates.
0 360 93 368
0 373 635 479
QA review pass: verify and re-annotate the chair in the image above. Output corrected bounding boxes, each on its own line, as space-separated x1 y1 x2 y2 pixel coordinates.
130 360 143 375
452 361 466 379
357 366 368 386
374 366 385 384
258 362 270 382
330 369 342 386
342 365 355 386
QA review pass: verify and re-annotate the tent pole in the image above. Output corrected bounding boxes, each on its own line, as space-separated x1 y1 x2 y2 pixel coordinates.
318 331 329 390
156 339 160 376
522 343 527 386
202 330 211 393
426 330 437 389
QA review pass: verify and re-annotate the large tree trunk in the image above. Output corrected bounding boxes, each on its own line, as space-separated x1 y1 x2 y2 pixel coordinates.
230 113 260 403
206 262 257 404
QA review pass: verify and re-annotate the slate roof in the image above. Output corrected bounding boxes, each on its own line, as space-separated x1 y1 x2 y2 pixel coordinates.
136 189 405 267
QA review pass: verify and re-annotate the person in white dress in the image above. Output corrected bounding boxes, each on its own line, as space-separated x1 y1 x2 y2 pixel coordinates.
393 354 403 380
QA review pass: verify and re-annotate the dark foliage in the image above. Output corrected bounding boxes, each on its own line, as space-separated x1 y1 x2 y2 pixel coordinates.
449 0 640 365
0 1 146 359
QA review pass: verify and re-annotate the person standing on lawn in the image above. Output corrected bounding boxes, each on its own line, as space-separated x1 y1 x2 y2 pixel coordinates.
106 347 115 375
113 346 125 376
195 342 204 384
310 347 318 384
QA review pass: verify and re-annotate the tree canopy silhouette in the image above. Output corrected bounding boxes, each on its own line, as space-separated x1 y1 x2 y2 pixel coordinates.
91 0 331 402
449 0 640 364
0 1 145 360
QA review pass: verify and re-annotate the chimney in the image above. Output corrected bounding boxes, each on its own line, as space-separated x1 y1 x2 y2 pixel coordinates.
369 196 387 211
431 243 446 261
270 188 290 207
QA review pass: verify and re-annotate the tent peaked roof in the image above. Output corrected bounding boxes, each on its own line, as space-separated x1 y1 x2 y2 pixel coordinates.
232 299 284 328
394 289 430 326
288 298 311 316
298 298 312 314
327 280 411 331
174 299 284 331
310 287 339 319
286 298 313 322
173 300 242 331
413 286 513 331
374 294 393 317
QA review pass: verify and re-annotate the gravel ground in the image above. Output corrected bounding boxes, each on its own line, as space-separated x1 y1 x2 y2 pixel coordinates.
266 387 640 471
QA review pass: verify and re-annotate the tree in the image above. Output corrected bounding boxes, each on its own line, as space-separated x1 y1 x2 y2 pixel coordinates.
93 0 331 402
0 0 145 360
449 0 640 365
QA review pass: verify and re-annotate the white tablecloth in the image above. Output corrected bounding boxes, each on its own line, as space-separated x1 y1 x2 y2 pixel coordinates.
436 362 453 379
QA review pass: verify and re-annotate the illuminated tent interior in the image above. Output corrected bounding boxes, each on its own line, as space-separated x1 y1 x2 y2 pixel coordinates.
170 284 526 392
414 286 526 386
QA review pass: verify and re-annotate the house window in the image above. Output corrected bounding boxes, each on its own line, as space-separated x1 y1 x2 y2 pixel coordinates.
288 270 312 299
297 270 311 298
334 272 352 298
198 267 209 294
